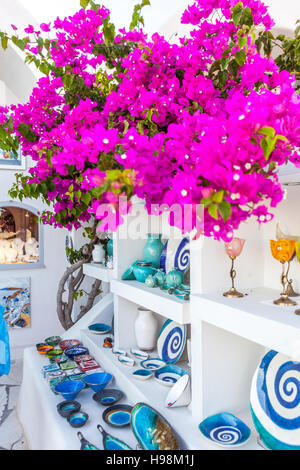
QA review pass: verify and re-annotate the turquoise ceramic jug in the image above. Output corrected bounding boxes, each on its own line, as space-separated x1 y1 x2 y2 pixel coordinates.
143 234 164 268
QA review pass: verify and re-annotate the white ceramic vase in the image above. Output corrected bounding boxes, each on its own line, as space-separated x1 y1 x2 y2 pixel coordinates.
92 244 105 263
134 307 158 351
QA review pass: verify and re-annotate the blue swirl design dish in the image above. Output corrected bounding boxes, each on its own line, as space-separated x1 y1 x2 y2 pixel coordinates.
157 319 187 364
131 403 179 450
199 412 251 448
154 365 187 387
88 323 112 335
97 425 132 450
250 350 300 450
132 369 153 381
140 358 166 370
102 404 133 427
160 237 190 274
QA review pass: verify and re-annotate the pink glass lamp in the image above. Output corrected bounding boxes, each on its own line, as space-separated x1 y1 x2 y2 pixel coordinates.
223 238 245 298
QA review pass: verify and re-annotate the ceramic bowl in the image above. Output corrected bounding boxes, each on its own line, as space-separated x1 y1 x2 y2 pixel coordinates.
102 405 133 427
59 339 81 351
154 365 187 386
112 348 126 356
37 344 53 355
64 346 89 360
118 355 135 367
165 374 191 408
140 358 166 370
121 260 142 281
45 336 61 347
130 349 149 360
132 369 153 381
67 411 89 428
55 380 85 401
47 349 63 361
88 323 112 335
83 372 113 392
198 412 251 448
93 389 124 406
57 400 81 418
133 264 157 283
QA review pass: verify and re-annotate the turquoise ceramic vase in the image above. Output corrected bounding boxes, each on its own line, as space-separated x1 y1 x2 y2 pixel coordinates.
165 269 183 289
143 234 163 268
107 238 113 257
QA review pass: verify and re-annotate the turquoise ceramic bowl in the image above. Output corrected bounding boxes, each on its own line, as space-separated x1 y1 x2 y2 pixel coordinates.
133 265 157 283
83 372 113 392
55 380 85 401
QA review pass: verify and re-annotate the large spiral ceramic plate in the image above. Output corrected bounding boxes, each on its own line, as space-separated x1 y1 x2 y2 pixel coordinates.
160 237 190 274
250 349 300 450
157 319 186 364
131 403 179 450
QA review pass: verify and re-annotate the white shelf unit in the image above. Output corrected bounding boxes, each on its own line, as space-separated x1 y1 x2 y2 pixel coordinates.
83 262 115 283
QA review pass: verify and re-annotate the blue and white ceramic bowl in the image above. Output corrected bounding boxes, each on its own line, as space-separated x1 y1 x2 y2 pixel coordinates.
154 365 187 387
140 358 166 371
250 350 300 450
132 369 153 381
199 412 251 448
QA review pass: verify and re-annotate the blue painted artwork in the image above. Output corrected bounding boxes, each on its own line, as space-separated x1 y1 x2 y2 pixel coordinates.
0 277 31 328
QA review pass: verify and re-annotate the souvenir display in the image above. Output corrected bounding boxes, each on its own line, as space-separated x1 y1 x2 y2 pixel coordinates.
250 350 300 450
83 372 113 392
199 412 251 448
157 319 187 364
165 374 191 408
131 403 179 450
154 365 187 387
223 237 245 298
102 404 133 427
97 424 132 450
93 389 124 406
160 236 190 275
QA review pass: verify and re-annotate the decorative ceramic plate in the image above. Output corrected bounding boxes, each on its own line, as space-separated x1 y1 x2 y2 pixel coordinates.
160 237 190 274
199 412 251 448
93 389 124 406
140 358 166 370
154 365 187 387
88 323 112 335
59 339 81 351
250 350 300 450
131 403 179 450
157 319 187 364
102 405 133 427
98 425 132 450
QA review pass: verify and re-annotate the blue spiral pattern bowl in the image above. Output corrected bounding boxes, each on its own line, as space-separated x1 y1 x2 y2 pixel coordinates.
250 350 300 450
154 365 187 386
199 412 251 448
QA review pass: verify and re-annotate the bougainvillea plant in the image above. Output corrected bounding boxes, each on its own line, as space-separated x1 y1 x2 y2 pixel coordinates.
0 0 300 242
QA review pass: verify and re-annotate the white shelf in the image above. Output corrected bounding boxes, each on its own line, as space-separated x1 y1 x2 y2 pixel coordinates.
278 163 300 185
111 279 190 325
83 263 114 282
191 287 300 360
81 330 261 450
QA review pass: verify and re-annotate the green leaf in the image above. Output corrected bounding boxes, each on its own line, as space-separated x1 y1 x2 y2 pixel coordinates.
80 0 90 8
228 59 239 77
212 190 224 204
17 123 38 143
218 201 232 222
231 2 243 26
208 203 218 220
258 126 275 138
1 36 8 50
235 50 246 66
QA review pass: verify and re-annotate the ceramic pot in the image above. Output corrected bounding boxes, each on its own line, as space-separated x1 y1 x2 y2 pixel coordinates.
92 244 105 263
165 269 183 289
134 307 158 351
107 238 113 257
133 264 157 283
143 234 164 268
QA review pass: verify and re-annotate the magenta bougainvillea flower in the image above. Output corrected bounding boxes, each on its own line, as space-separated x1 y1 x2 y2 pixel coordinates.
1 0 300 241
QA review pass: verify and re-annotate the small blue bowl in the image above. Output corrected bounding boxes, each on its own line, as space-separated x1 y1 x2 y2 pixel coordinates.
88 323 112 335
133 265 157 283
67 411 89 428
199 412 251 448
55 380 85 401
83 372 113 392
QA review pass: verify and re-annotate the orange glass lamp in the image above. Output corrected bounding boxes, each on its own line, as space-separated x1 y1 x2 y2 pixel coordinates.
293 243 300 315
223 238 245 298
270 239 297 306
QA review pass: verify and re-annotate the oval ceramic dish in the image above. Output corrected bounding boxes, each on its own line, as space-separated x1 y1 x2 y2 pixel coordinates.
57 400 81 418
199 412 251 448
112 348 126 356
130 349 149 360
132 369 153 381
93 389 124 406
154 365 187 387
118 355 135 367
131 403 179 450
97 425 132 450
68 411 89 428
64 346 89 360
59 339 81 351
140 358 166 370
157 319 187 364
102 405 133 428
88 323 112 335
